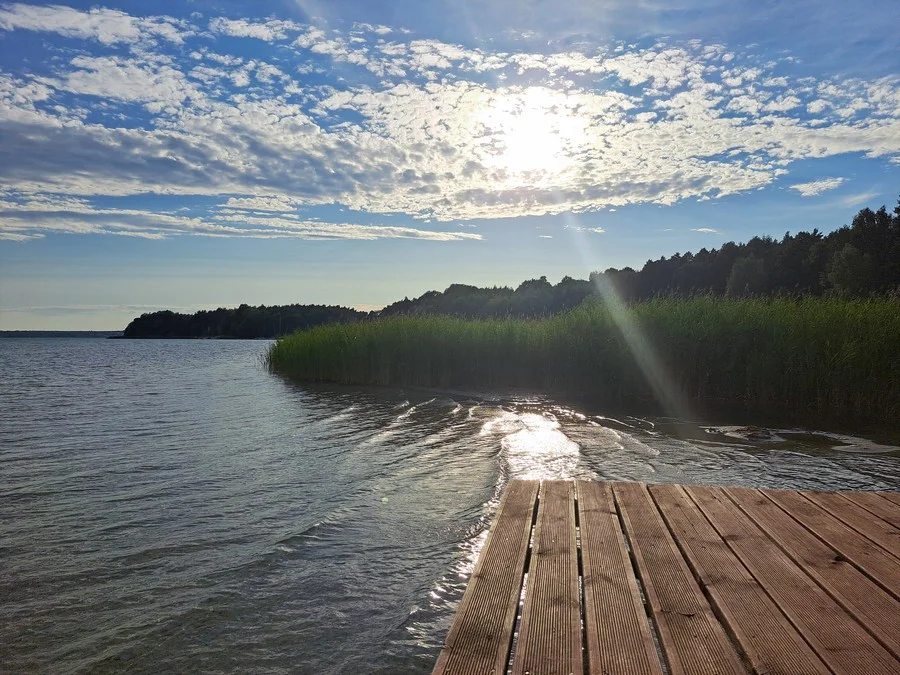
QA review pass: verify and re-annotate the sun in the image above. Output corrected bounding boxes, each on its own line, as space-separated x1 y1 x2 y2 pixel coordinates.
477 87 586 179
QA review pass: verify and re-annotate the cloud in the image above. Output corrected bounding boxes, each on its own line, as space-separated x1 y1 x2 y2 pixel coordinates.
221 195 306 212
0 192 483 241
789 177 846 196
0 230 43 241
51 55 201 107
210 211 484 240
563 224 606 234
692 227 720 233
840 191 880 207
208 18 300 42
1 5 899 235
0 3 188 44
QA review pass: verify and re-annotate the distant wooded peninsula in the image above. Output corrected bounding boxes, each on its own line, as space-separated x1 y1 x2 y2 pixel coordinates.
124 200 900 339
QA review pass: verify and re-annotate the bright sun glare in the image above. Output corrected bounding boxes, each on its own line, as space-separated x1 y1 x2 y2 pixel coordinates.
476 87 587 178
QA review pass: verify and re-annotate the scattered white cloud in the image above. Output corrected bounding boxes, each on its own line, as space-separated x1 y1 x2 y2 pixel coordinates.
1 5 899 241
0 230 44 241
0 3 189 44
208 17 300 42
789 177 846 196
692 227 720 233
563 224 606 234
51 55 201 107
222 196 305 212
0 193 483 241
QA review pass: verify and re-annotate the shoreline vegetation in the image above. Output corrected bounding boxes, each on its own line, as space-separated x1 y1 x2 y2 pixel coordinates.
266 296 900 426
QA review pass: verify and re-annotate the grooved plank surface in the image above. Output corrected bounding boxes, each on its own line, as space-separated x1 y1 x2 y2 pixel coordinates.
613 482 745 675
687 485 900 675
434 481 900 675
649 484 829 674
432 479 538 675
577 481 662 675
764 489 900 600
804 491 900 560
511 480 582 675
728 487 900 659
877 491 900 507
842 491 900 530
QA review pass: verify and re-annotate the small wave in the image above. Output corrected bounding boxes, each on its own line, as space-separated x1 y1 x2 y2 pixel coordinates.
277 520 335 545
308 405 358 427
478 409 525 436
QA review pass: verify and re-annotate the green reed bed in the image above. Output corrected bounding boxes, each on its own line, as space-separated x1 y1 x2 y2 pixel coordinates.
266 296 900 425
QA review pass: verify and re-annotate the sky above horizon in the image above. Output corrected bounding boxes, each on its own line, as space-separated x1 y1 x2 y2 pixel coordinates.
1 0 899 329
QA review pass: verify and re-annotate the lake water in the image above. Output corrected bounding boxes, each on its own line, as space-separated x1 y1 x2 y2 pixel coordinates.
2 338 898 674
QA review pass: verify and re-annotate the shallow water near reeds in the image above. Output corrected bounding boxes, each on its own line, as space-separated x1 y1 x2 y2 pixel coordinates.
2 338 899 674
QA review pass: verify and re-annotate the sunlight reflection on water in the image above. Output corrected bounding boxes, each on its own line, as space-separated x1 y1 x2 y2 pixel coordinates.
481 410 596 481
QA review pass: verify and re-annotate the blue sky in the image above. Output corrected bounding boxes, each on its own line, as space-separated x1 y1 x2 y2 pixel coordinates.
1 0 898 329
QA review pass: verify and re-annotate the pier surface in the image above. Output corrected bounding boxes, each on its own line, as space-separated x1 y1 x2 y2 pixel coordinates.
432 480 900 674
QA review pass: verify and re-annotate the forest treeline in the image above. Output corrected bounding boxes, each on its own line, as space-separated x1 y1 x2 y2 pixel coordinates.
123 304 365 339
383 200 900 318
125 199 899 337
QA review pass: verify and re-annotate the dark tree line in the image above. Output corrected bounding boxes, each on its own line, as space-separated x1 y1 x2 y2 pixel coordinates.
599 201 900 302
380 276 595 319
383 199 900 318
123 303 366 338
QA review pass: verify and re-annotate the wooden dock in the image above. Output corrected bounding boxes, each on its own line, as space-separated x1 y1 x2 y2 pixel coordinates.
432 480 900 674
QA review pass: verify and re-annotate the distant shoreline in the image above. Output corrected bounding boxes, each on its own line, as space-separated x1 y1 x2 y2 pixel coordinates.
111 335 274 340
0 331 123 338
0 332 279 339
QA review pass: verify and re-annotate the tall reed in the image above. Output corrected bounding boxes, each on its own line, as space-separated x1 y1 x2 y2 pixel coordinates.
266 296 900 425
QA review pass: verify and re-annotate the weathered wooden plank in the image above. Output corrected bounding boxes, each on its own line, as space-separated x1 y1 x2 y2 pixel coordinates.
840 491 900 530
613 482 745 675
729 487 900 659
877 491 900 507
687 485 899 675
577 481 663 675
432 480 538 675
764 489 900 600
802 491 900 560
649 484 829 674
511 480 582 675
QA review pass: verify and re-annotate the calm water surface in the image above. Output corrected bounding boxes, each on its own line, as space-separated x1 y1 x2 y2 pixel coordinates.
2 338 898 673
